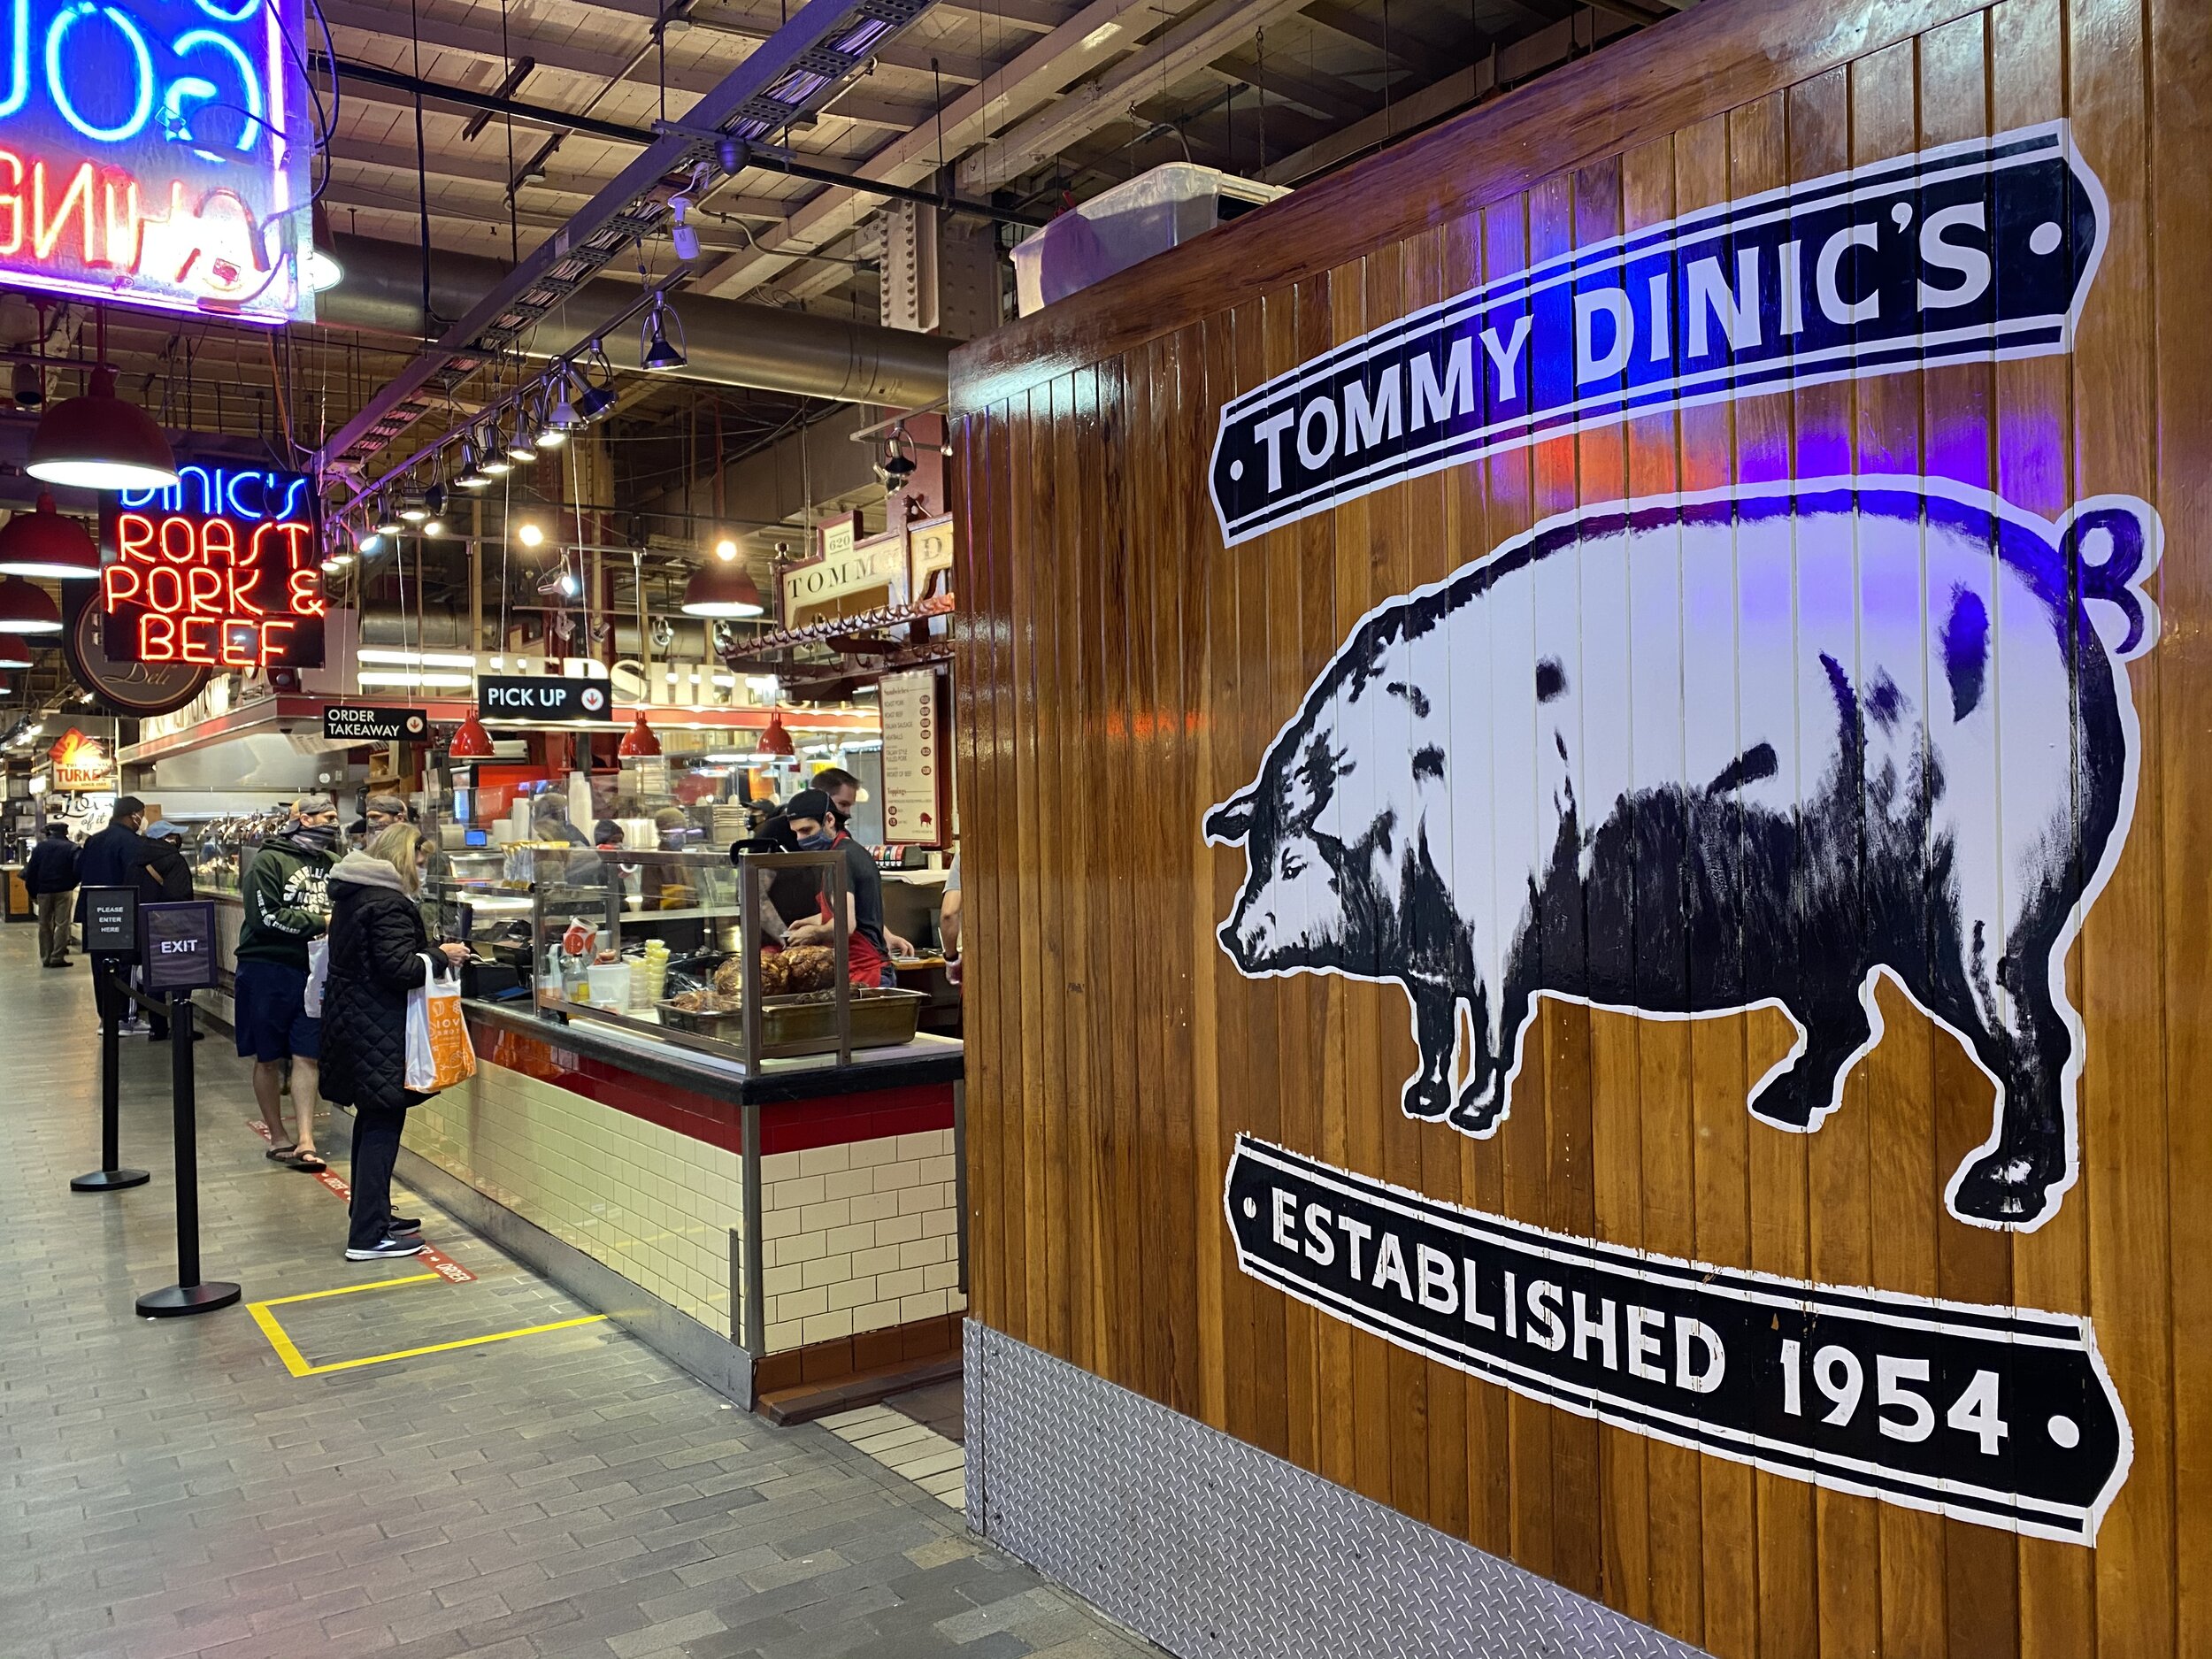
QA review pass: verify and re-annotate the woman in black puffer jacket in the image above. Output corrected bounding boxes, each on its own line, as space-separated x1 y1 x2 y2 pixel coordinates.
321 826 467 1261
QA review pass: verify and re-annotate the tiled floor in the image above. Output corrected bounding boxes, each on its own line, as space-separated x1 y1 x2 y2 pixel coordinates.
818 1408 966 1512
0 925 1157 1659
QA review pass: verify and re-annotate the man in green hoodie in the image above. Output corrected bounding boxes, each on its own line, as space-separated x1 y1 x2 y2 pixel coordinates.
235 795 341 1171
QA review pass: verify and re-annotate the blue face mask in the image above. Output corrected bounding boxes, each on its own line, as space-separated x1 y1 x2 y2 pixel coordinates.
795 829 835 850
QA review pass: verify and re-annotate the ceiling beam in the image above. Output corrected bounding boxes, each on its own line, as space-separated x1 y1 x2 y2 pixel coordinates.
326 131 795 218
556 0 997 81
1296 0 1466 67
955 0 1320 194
318 0 945 476
692 0 1160 299
321 179 771 253
1207 51 1379 125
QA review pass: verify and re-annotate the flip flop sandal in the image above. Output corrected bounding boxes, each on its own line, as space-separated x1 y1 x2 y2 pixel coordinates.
265 1143 298 1162
280 1149 328 1172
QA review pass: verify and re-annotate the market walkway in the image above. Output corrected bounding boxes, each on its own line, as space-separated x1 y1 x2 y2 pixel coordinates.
0 924 1155 1659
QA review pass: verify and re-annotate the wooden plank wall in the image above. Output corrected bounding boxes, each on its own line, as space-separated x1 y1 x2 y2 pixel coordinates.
949 0 2210 1653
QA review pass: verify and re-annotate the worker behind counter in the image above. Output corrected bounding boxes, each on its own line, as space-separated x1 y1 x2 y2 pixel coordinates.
777 787 890 987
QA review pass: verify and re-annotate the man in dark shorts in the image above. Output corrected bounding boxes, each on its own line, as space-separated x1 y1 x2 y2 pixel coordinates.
236 795 340 1171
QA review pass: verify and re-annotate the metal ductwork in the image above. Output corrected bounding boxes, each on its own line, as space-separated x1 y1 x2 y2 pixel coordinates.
319 233 953 410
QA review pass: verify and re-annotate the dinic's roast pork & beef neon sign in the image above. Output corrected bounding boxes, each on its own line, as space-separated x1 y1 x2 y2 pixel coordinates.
98 463 324 666
0 0 315 323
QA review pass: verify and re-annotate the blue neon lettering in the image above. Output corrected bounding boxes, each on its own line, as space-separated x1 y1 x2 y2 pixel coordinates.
169 27 258 152
190 0 260 23
46 3 153 143
0 0 27 119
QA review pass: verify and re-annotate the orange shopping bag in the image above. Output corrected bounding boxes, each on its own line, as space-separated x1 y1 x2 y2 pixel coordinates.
404 955 478 1094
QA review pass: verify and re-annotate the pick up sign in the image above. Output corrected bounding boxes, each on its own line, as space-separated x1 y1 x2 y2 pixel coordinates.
477 676 611 722
1207 122 2108 545
1225 1136 2131 1544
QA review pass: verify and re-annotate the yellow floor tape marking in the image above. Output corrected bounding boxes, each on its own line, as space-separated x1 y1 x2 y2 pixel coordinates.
247 1274 444 1379
290 1314 610 1377
246 1271 608 1378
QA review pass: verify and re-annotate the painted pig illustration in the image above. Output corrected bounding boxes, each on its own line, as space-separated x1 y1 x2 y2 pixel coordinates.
1204 478 2160 1230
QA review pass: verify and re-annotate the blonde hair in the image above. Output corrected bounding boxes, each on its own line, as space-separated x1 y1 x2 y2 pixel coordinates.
365 825 426 895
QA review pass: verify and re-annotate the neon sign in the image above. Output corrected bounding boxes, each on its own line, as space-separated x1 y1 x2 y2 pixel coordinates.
0 0 313 323
99 461 324 665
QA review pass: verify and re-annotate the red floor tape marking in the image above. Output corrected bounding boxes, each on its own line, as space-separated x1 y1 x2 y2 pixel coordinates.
246 1118 477 1282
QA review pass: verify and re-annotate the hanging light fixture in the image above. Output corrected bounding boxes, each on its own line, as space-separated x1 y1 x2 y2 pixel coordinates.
27 311 178 492
640 293 687 372
456 434 490 489
576 339 617 421
448 708 497 759
618 708 662 757
480 416 513 477
0 578 63 633
0 633 34 668
681 548 764 617
506 403 540 463
757 710 795 757
374 496 404 535
543 369 581 440
303 202 344 293
0 492 98 578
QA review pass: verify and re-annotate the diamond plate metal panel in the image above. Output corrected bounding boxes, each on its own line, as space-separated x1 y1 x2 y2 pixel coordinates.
965 1321 1711 1659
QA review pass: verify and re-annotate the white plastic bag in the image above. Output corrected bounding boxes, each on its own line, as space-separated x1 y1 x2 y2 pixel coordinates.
303 936 330 1018
404 955 476 1094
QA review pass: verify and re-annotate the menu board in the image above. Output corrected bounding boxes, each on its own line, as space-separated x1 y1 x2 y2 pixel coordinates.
879 669 942 845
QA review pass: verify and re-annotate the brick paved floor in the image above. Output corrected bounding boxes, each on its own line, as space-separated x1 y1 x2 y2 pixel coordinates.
0 925 1158 1659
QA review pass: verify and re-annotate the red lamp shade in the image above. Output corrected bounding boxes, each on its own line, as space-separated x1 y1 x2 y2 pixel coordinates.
757 710 795 757
448 709 497 759
0 633 33 668
0 577 62 633
27 365 179 492
680 558 765 618
0 493 99 578
618 708 661 757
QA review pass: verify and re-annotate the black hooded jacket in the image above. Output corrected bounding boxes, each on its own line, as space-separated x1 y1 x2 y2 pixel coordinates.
319 851 438 1113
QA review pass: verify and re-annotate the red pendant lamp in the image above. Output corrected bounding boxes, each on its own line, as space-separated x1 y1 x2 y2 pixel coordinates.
27 311 179 493
617 708 661 757
0 493 99 578
448 709 497 759
0 577 62 633
0 633 33 668
757 710 795 756
680 544 765 618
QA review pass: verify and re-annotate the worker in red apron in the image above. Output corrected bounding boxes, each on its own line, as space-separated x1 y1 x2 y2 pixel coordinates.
779 788 888 987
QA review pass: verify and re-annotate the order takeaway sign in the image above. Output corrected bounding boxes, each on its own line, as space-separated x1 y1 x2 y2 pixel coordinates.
99 464 325 668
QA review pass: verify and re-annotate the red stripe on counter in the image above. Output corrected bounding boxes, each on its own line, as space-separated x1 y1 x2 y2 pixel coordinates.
469 1018 954 1156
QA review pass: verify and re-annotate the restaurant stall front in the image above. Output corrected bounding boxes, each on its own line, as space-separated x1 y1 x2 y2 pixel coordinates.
951 0 2212 1656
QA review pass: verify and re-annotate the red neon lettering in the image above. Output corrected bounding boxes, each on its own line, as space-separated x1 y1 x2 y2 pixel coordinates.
145 565 185 613
138 612 175 661
101 564 142 611
0 149 20 257
178 615 216 664
259 619 296 664
288 570 326 618
251 521 315 571
226 566 265 617
157 515 196 564
220 621 257 667
185 565 224 614
201 517 236 568
117 513 156 564
32 161 97 264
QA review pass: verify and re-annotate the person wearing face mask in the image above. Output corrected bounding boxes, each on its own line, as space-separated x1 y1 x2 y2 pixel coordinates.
779 788 889 987
235 795 341 1172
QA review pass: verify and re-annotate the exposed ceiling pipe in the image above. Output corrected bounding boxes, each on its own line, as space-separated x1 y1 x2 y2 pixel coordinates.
319 233 952 410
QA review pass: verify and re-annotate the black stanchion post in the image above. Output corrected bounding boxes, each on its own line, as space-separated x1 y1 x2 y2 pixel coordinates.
73 887 149 1194
134 901 238 1319
70 994 150 1192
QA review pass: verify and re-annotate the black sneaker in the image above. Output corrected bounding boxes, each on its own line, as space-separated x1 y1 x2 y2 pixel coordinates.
389 1216 422 1234
345 1237 426 1261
